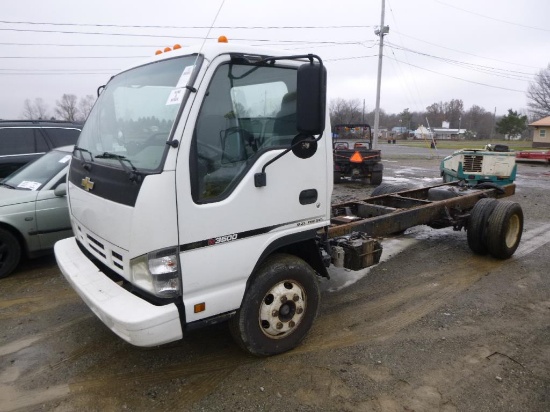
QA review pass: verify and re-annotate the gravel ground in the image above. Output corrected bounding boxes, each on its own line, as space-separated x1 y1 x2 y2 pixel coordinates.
1 150 549 412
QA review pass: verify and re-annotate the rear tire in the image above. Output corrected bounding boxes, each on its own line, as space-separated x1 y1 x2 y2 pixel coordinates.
371 183 413 197
486 201 523 259
467 198 498 255
370 171 383 186
229 254 320 356
0 228 22 279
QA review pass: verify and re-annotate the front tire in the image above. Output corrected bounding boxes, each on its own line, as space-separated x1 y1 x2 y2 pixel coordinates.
0 228 22 279
229 254 320 356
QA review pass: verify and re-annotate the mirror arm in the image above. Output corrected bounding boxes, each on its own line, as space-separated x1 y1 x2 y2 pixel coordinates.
254 134 322 188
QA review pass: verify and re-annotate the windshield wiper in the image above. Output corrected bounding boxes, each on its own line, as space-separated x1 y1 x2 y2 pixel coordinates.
0 181 16 189
95 152 142 183
74 146 94 170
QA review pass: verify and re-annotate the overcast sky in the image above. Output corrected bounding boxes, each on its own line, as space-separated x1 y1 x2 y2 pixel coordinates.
1 0 549 121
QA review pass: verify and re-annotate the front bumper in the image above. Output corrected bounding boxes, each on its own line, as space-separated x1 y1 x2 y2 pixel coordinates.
54 237 183 347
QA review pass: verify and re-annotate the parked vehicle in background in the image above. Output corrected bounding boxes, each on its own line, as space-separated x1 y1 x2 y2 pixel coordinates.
0 146 73 278
515 149 550 163
0 120 82 178
332 123 383 184
440 144 517 186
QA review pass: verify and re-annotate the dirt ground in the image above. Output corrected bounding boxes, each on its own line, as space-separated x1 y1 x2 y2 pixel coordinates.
1 153 549 412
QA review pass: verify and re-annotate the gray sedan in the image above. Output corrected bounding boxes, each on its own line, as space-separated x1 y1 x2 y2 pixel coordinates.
0 146 73 278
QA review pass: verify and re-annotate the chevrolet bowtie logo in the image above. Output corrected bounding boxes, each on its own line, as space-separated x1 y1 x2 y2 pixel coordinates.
81 177 95 191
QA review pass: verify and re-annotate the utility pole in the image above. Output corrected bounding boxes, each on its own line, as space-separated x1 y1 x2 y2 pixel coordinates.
373 0 389 149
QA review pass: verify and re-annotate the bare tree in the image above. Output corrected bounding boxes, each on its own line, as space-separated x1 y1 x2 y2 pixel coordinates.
34 98 49 119
527 64 550 119
329 98 363 126
78 94 96 122
462 105 493 139
22 99 37 120
21 97 50 120
55 94 79 122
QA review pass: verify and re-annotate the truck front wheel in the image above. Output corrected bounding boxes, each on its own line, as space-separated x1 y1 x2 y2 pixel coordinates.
229 253 320 356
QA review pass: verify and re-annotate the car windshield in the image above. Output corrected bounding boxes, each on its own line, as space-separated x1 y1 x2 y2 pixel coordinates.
2 149 71 191
75 55 198 172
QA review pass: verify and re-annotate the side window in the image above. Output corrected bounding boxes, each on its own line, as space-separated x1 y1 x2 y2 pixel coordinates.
45 128 81 147
192 63 297 202
540 129 546 138
35 130 49 152
0 128 39 155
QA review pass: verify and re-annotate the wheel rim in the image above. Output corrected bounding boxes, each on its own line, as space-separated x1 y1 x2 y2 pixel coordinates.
505 214 521 248
258 280 306 339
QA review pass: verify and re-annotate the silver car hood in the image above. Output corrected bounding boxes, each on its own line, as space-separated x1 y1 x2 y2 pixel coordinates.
0 187 38 207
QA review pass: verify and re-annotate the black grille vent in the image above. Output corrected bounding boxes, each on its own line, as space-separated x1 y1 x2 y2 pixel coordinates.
463 155 483 172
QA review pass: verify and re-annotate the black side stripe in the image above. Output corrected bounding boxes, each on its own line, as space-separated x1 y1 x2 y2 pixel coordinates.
28 227 72 236
179 218 321 253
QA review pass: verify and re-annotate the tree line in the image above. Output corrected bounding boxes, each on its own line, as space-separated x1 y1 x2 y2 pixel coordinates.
22 94 96 123
330 63 550 140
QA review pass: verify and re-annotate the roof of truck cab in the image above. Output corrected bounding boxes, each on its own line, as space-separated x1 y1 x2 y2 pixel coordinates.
119 41 308 73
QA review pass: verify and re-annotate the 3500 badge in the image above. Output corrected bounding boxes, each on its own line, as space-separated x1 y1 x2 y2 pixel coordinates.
208 233 238 246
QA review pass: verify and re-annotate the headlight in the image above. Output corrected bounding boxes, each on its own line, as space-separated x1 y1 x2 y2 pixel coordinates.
130 247 181 298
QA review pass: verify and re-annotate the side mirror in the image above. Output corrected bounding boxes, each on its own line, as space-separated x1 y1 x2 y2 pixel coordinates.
54 183 67 197
296 62 327 136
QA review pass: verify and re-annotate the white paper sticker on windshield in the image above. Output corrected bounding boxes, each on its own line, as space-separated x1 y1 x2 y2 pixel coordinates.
59 155 71 164
17 181 41 191
166 88 185 105
176 65 194 88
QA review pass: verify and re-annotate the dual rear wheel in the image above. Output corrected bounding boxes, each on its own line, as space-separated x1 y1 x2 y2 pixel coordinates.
467 199 523 259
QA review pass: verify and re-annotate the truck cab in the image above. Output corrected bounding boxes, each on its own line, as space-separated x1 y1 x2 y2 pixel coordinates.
55 40 331 355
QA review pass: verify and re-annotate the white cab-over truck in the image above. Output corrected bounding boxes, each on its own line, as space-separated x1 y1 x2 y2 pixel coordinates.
55 39 523 356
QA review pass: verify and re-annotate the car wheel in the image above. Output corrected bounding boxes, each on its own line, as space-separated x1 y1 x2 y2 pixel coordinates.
0 228 22 279
229 253 320 356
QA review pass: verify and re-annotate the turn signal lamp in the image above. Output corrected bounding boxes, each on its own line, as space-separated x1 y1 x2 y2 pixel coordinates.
218 35 228 43
350 151 364 163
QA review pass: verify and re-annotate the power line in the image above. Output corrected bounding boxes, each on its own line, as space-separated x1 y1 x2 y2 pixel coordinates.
392 30 543 70
0 20 373 30
384 54 525 93
0 41 160 48
0 28 364 45
386 42 534 81
0 56 147 59
435 1 550 33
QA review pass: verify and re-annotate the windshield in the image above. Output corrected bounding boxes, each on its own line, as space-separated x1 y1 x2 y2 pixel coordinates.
76 55 198 172
2 149 71 191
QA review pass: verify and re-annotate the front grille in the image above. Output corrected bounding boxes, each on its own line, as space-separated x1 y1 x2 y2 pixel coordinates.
74 223 127 276
463 155 483 172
